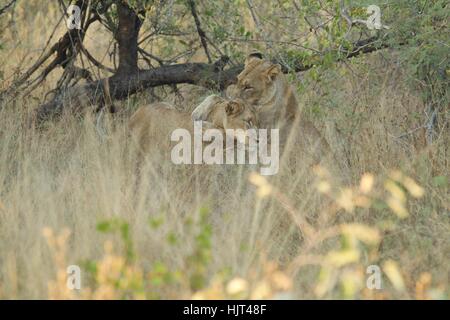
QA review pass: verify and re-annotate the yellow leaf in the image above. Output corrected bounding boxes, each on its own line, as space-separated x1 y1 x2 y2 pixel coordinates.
271 271 292 291
336 188 355 212
341 224 381 245
359 173 374 194
384 180 406 203
390 171 424 198
249 172 272 198
383 260 406 292
226 277 249 296
314 267 334 298
402 176 425 198
248 172 268 187
387 197 409 218
42 227 53 239
354 195 371 208
326 249 360 267
340 270 364 299
251 281 271 299
312 165 330 178
316 181 331 193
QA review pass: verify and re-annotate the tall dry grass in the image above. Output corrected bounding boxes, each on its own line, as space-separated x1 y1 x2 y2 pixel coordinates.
0 57 448 299
0 1 448 300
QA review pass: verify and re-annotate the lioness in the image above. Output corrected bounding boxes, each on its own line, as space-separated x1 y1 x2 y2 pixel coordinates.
226 54 297 131
129 95 259 157
226 54 332 166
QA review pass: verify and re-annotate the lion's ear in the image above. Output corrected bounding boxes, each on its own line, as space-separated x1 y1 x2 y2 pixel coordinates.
225 103 234 116
192 95 221 121
245 52 263 66
266 64 281 81
225 101 242 116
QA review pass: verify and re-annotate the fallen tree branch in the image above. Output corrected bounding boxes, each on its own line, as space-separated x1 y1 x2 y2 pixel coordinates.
35 58 238 122
34 35 398 123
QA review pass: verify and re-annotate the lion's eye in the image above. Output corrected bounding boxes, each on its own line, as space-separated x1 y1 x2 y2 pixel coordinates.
244 85 253 91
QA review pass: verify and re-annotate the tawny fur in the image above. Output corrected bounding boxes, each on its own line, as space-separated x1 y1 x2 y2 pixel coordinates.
226 55 332 165
129 97 259 158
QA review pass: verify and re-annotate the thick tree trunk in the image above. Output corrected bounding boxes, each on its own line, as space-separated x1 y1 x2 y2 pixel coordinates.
115 1 142 75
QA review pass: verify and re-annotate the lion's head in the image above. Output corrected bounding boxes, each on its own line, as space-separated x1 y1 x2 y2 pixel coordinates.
192 95 259 146
227 53 282 106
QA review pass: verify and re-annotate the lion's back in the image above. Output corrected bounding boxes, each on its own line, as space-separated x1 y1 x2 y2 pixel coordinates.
129 102 192 154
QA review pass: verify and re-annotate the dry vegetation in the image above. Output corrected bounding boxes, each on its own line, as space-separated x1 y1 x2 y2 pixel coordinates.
0 1 448 299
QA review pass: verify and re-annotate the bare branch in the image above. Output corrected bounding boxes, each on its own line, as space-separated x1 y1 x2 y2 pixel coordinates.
187 0 212 63
1 2 98 99
138 47 165 66
79 43 115 73
0 0 16 16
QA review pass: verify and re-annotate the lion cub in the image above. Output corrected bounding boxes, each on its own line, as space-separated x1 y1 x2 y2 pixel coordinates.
129 95 259 159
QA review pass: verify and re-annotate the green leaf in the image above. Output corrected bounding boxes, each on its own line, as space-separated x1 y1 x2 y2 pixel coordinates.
432 176 448 188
